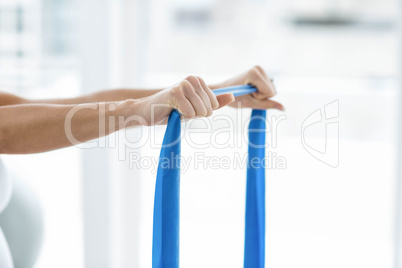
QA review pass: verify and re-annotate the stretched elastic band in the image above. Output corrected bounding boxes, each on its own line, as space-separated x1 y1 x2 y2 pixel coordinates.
152 84 265 268
212 85 257 97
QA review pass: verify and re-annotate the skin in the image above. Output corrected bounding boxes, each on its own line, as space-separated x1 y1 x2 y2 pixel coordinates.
0 66 284 154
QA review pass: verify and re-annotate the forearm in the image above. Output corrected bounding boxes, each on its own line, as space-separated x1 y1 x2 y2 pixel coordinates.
30 85 225 105
32 88 162 105
0 100 139 154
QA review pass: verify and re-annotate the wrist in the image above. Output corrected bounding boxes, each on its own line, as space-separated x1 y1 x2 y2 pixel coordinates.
115 99 142 128
138 89 163 98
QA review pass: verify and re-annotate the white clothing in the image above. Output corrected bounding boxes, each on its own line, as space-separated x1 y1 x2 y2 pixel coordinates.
0 158 13 268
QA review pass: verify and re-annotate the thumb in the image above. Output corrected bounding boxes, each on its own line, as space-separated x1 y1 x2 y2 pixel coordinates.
216 93 235 109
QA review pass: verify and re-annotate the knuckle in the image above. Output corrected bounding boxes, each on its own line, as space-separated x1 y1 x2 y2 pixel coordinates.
196 76 205 84
186 111 195 118
180 79 191 88
200 109 208 117
195 106 208 117
261 86 275 97
171 86 183 98
248 67 260 78
254 65 263 72
181 106 195 118
180 80 193 92
260 87 273 96
185 75 198 84
211 97 219 109
206 109 213 117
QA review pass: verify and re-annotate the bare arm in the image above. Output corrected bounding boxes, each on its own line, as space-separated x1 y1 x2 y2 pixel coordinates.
0 100 138 154
0 77 234 154
0 88 161 106
31 88 162 105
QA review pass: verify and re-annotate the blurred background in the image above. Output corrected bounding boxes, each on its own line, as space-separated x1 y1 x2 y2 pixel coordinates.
0 0 400 267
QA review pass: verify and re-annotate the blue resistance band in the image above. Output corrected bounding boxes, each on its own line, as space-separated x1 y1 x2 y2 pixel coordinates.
152 85 266 268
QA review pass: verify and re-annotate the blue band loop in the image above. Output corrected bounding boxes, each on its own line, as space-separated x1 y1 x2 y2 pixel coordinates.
152 85 265 268
152 110 181 268
244 109 266 268
212 84 256 97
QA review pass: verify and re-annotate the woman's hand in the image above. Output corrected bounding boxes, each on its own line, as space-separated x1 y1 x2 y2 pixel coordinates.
135 75 235 125
211 66 284 111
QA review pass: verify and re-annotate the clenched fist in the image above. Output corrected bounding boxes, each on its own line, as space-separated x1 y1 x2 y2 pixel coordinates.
135 75 235 125
211 65 284 111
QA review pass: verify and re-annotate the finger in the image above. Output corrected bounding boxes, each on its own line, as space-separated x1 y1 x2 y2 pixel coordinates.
197 76 219 111
265 75 276 95
195 77 214 116
186 76 213 117
171 95 196 118
216 93 235 109
247 67 276 99
255 66 277 95
249 98 285 111
254 65 268 80
181 80 208 117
